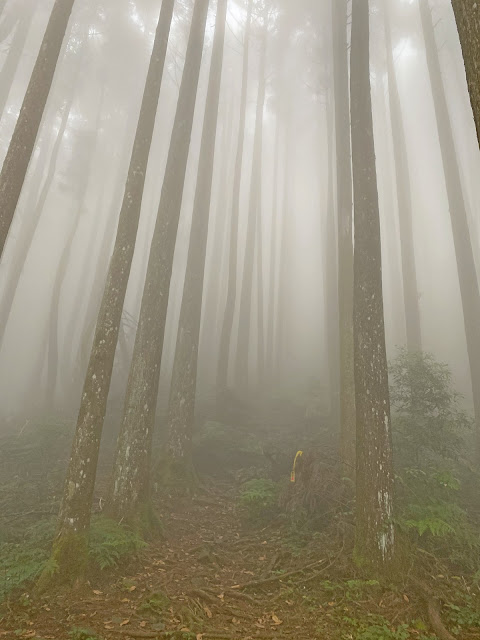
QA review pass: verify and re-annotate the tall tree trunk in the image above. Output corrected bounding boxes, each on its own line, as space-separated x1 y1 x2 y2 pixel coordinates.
0 0 76 260
351 0 395 573
384 0 422 352
420 0 480 465
332 0 355 474
256 176 265 387
0 97 73 352
451 0 480 145
265 117 280 381
216 0 253 396
37 0 176 590
0 1 35 121
199 100 234 383
109 0 222 517
324 100 340 422
235 15 268 392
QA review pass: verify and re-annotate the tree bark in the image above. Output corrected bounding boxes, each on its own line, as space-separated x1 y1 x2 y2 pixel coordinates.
216 0 253 396
0 0 76 260
384 0 422 352
235 13 268 392
332 0 356 474
109 0 223 516
37 0 175 589
0 97 73 352
420 0 480 465
0 1 35 121
265 117 280 381
451 0 480 145
351 0 395 573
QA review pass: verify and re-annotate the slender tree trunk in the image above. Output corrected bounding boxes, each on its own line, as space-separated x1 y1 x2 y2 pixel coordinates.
0 1 35 121
112 0 227 520
235 15 268 391
216 0 253 396
0 97 73 352
265 117 280 381
104 0 210 521
199 100 234 382
451 0 480 145
332 0 355 474
420 0 480 465
384 0 422 352
158 0 228 487
351 0 395 573
0 0 76 260
324 100 340 421
37 0 176 590
256 177 265 387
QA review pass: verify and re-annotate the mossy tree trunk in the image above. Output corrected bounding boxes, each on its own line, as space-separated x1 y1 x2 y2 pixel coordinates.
107 0 210 521
39 0 175 588
351 0 395 573
451 0 480 146
420 0 480 466
0 0 76 260
332 0 356 476
216 0 253 397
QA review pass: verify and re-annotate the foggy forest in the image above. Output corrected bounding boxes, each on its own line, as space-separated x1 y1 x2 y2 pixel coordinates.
1 0 480 638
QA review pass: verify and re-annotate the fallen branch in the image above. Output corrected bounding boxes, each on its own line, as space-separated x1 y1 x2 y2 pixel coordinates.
230 558 326 590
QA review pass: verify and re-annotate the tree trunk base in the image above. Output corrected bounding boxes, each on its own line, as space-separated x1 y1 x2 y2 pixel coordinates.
155 453 198 495
35 529 89 594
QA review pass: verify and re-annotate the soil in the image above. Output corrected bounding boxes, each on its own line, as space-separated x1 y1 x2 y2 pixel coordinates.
0 482 469 640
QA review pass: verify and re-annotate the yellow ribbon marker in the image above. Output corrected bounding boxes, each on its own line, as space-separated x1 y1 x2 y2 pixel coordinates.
290 450 304 483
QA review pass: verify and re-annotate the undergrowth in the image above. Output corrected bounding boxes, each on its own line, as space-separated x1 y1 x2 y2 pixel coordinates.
0 515 146 601
238 477 280 522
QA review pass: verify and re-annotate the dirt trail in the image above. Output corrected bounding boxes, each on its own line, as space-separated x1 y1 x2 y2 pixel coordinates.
1 484 343 640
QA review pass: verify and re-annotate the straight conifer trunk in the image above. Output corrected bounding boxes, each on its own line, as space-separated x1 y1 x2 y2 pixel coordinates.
37 0 176 589
384 0 422 352
0 0 76 260
420 0 480 465
451 0 480 145
106 0 210 518
332 0 355 474
235 14 268 391
351 0 395 573
216 0 253 395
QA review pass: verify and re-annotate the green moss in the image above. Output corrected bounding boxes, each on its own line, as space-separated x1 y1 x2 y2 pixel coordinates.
35 528 88 593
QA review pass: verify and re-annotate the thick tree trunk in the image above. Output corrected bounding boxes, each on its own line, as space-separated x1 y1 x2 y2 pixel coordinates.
216 0 253 395
0 0 76 260
420 0 480 465
351 0 395 573
265 118 280 381
332 0 355 474
384 0 422 352
235 16 268 392
0 1 35 121
0 98 73 352
105 0 209 521
451 0 480 145
37 0 175 590
109 0 222 517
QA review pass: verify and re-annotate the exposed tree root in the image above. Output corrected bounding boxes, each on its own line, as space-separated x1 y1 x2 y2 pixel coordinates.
230 558 326 590
122 632 285 639
411 578 456 640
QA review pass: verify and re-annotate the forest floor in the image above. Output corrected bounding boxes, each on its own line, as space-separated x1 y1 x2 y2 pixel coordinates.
1 479 474 640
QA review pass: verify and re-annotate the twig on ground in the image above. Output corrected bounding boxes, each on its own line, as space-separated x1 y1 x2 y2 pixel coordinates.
230 558 327 590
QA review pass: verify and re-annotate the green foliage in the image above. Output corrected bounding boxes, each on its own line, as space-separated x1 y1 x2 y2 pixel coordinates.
0 515 146 601
445 596 480 635
88 516 147 570
390 349 480 569
69 628 103 640
139 590 171 617
390 349 471 465
340 615 436 640
238 478 279 522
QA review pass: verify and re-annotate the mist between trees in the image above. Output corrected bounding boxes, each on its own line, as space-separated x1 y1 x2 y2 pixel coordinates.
0 0 480 635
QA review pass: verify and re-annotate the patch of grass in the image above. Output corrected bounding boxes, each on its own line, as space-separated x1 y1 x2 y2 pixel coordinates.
69 628 103 640
139 590 171 617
